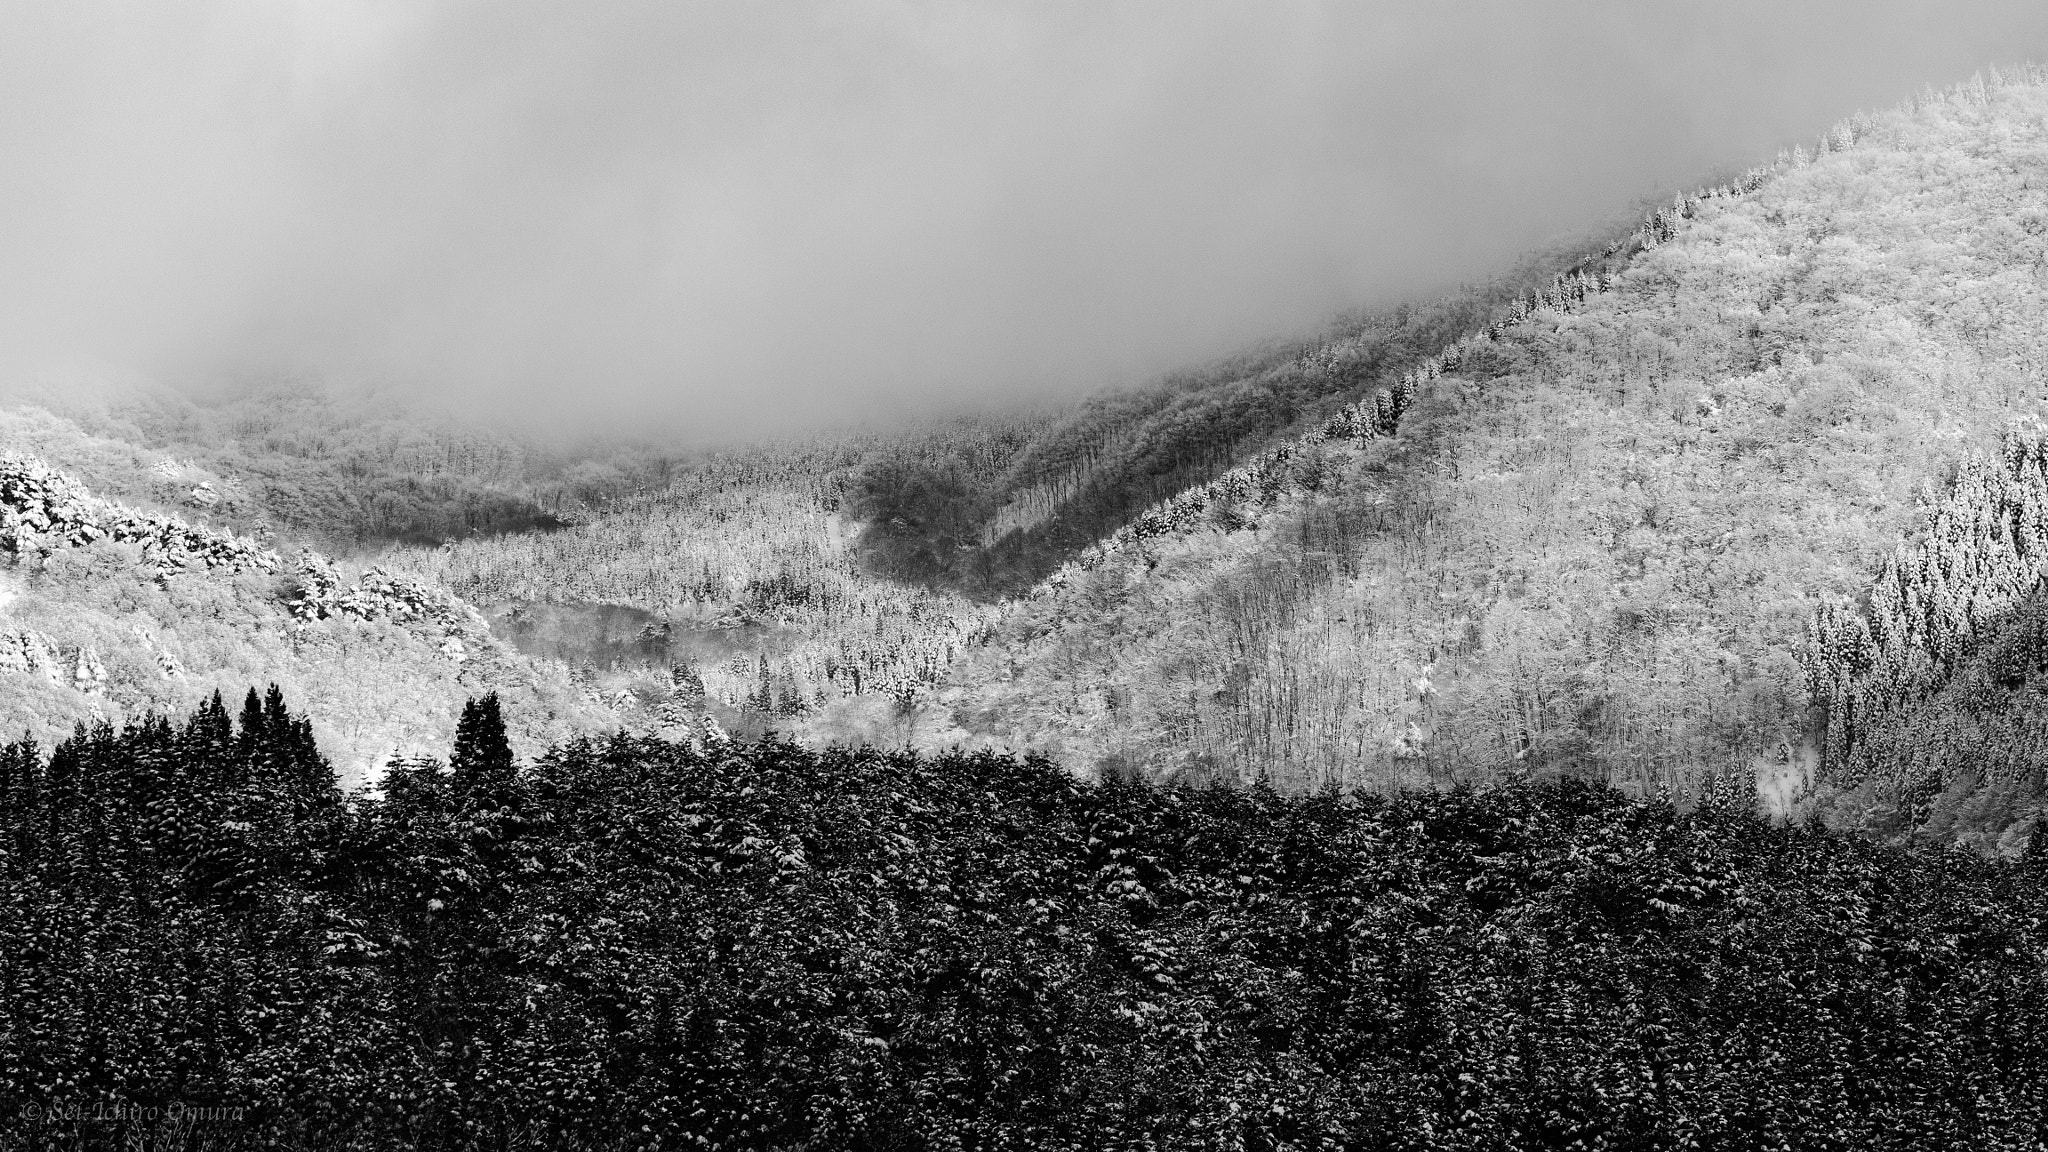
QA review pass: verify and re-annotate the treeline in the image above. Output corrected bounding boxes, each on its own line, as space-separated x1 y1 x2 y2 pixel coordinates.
5 691 2048 1149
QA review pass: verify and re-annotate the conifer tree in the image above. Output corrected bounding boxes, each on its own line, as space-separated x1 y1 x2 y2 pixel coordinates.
671 661 706 706
0 736 37 864
450 693 515 796
185 691 235 789
748 654 775 715
238 687 268 749
2024 812 2048 872
775 669 809 717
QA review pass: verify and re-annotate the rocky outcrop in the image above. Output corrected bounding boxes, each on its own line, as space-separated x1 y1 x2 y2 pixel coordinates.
287 550 479 629
0 454 277 580
285 551 344 621
0 458 486 701
339 566 475 627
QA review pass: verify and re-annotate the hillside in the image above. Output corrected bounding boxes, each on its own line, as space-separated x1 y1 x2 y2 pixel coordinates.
0 451 614 780
867 235 1648 598
944 68 2048 838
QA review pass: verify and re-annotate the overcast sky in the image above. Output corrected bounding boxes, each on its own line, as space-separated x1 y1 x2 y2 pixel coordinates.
4 2 2046 440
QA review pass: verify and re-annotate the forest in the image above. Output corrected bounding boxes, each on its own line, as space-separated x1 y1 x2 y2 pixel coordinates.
5 56 2048 1152
4 690 2046 1150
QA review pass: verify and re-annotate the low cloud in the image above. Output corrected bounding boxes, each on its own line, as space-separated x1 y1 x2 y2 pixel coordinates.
3 1 2045 440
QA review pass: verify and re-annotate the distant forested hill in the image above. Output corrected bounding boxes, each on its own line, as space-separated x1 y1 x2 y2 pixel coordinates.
0 379 677 550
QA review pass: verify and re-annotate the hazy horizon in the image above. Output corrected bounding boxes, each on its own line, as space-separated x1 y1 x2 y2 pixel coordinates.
5 1 2047 442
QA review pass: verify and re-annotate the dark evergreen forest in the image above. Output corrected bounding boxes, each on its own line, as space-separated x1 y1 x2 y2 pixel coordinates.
3 691 2046 1150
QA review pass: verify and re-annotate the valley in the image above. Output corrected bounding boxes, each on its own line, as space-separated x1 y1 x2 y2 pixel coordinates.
13 67 2047 843
6 52 2048 1149
19 65 2048 832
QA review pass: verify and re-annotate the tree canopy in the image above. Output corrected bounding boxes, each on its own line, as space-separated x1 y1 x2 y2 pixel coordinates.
2 690 2045 1149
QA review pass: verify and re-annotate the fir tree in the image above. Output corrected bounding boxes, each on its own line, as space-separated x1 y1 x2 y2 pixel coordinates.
450 693 515 796
747 654 775 715
670 660 706 706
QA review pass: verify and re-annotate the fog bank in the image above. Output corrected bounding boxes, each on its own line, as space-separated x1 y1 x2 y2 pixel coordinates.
3 2 2045 439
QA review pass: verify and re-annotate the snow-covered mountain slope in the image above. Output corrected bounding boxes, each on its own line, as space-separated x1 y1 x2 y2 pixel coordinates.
950 68 2048 824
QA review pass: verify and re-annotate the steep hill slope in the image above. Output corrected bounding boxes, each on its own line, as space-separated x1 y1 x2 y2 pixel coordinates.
875 237 1646 598
950 69 2048 823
